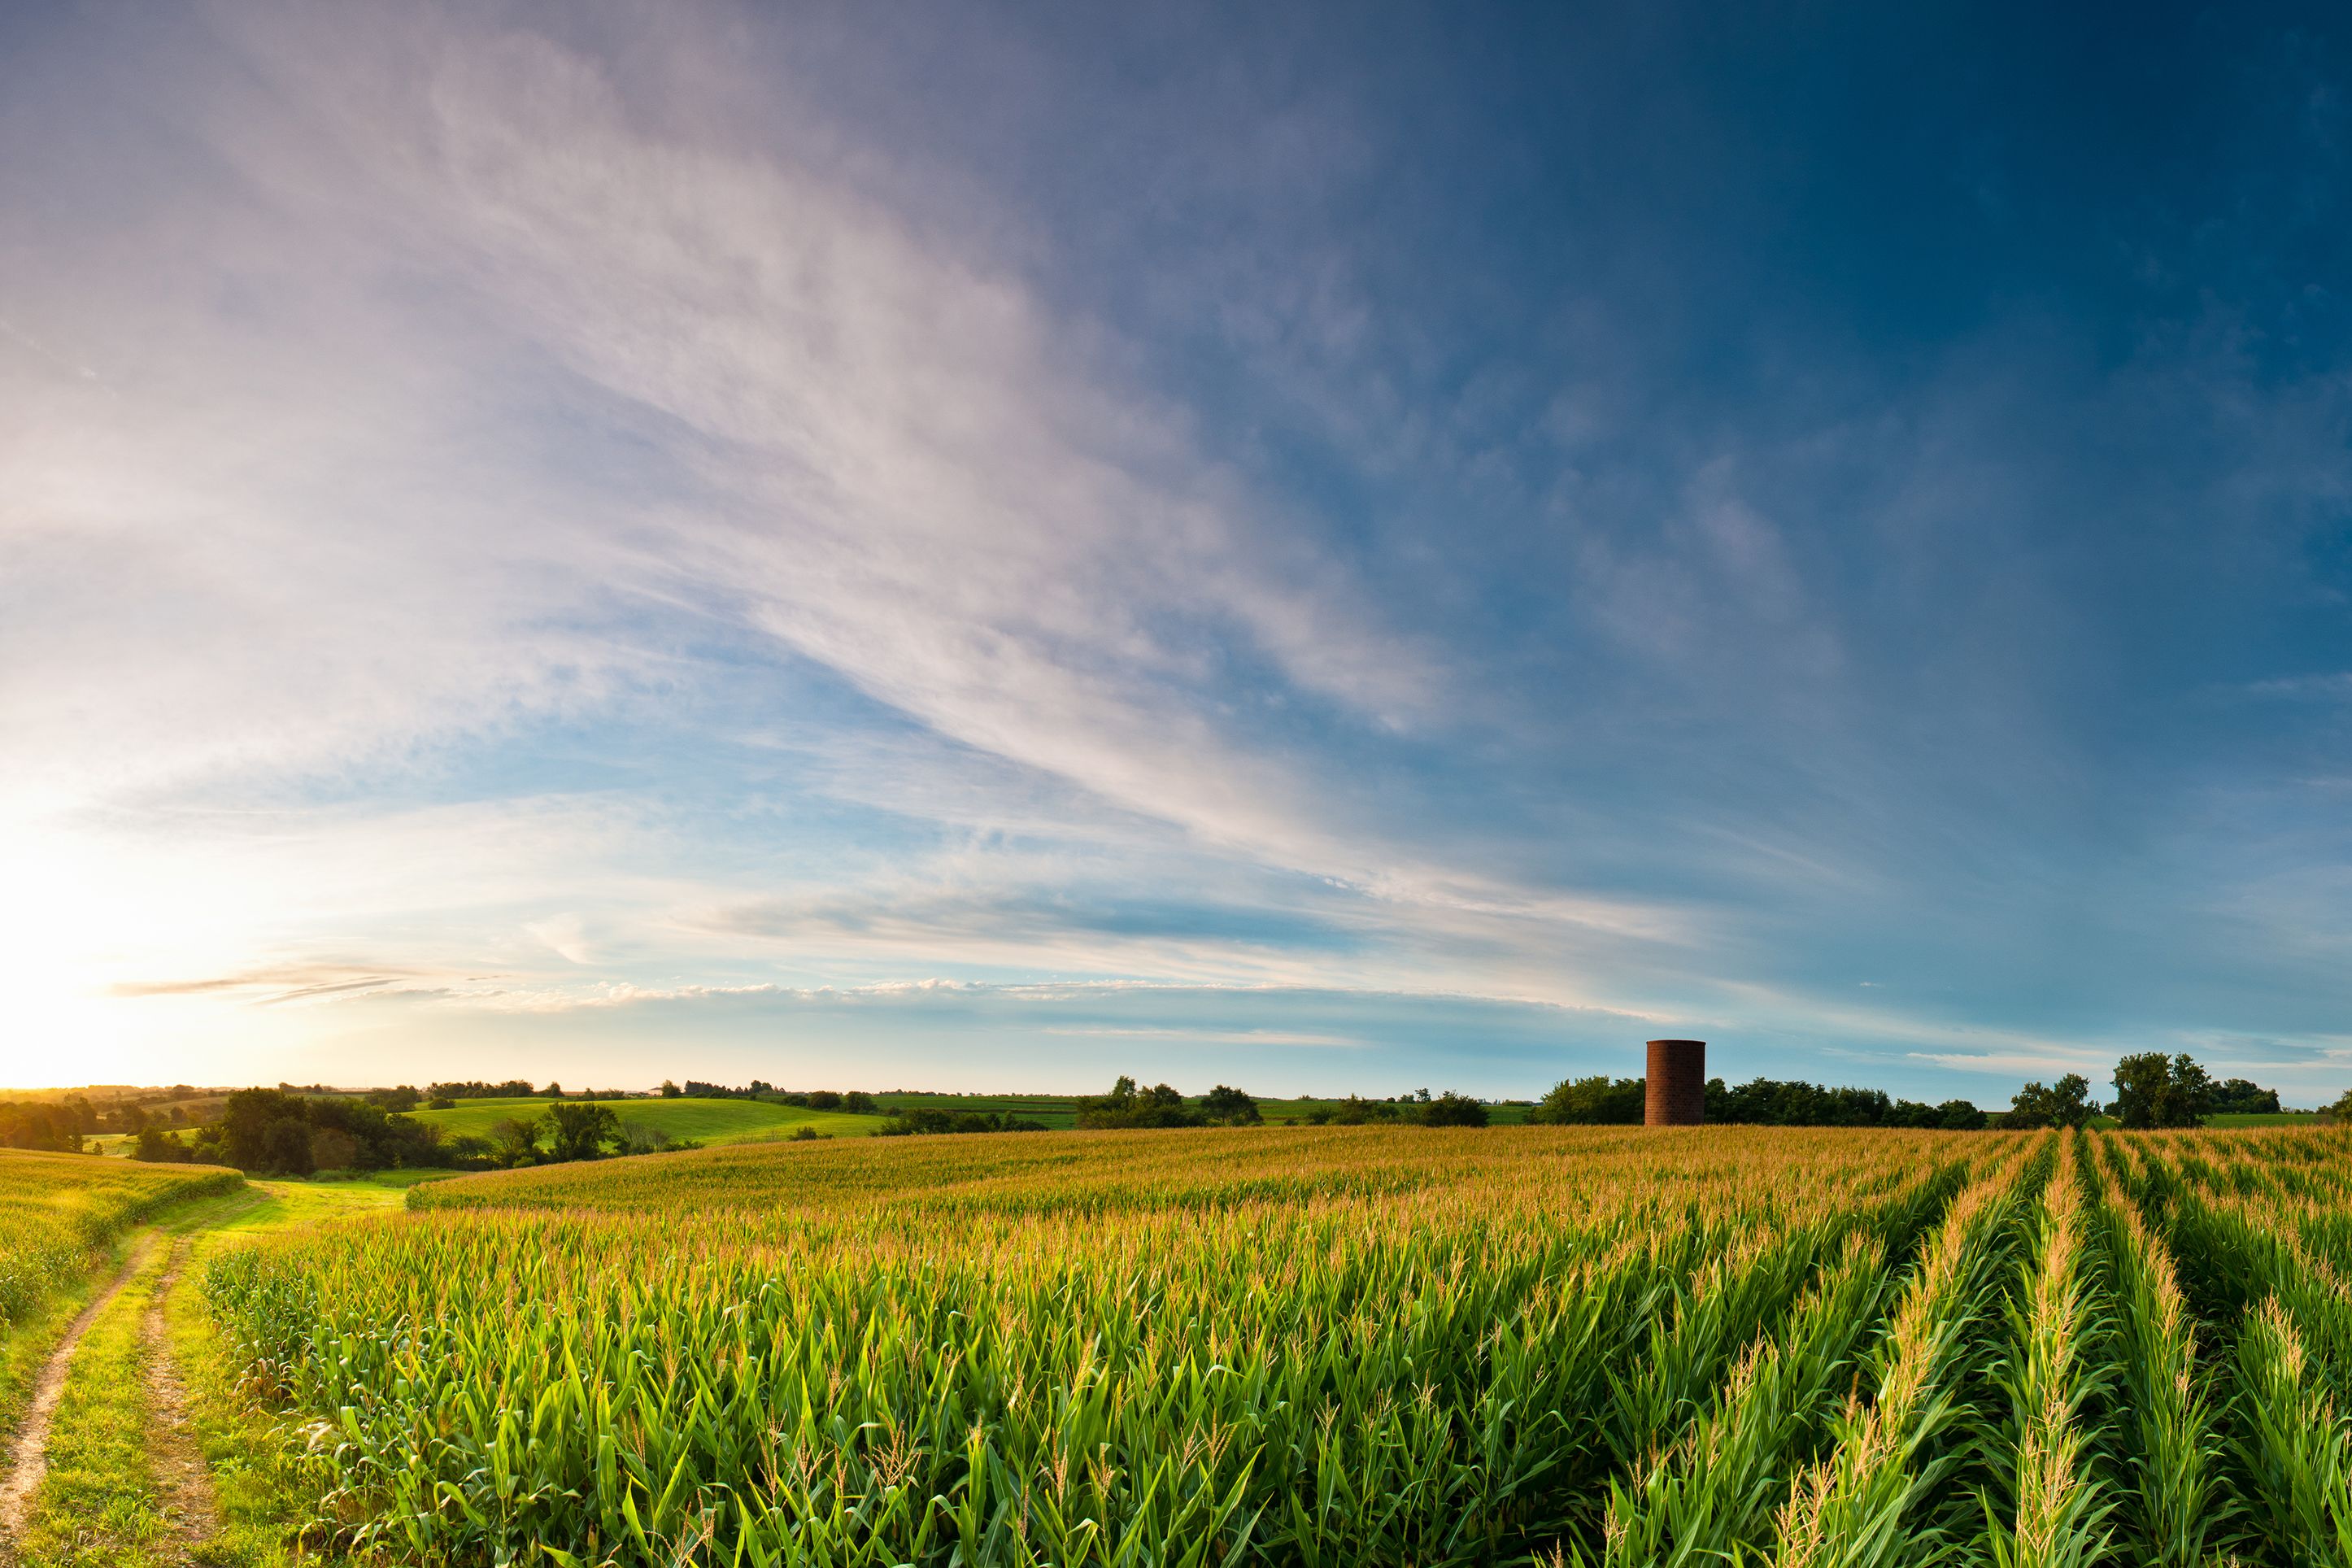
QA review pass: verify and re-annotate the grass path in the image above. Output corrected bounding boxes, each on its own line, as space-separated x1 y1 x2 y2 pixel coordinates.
143 1237 220 1555
0 1179 400 1566
0 1237 155 1558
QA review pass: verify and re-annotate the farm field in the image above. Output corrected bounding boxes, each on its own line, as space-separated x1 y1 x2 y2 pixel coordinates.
176 1120 2352 1566
0 1151 241 1375
866 1091 1535 1127
874 1091 1533 1128
20 1125 2352 1564
407 1094 890 1145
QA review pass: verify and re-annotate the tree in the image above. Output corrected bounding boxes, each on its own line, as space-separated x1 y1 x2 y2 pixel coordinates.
489 1115 544 1167
2164 1055 2215 1125
310 1126 362 1172
541 1082 564 1099
1418 1091 1489 1127
659 1080 682 1099
260 1117 315 1175
1528 1075 1644 1125
2110 1052 2215 1130
1200 1085 1262 1125
132 1126 191 1163
545 1100 621 1162
2210 1078 2280 1115
2005 1074 2096 1130
1075 1076 1202 1130
218 1088 310 1169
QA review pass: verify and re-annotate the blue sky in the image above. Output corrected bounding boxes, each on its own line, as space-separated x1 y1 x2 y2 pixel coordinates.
7 1 2352 1104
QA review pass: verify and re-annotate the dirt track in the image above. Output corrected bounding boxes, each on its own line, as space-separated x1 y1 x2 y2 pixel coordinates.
143 1237 220 1553
0 1235 156 1549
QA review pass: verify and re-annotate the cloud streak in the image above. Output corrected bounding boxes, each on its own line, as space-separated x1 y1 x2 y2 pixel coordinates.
11 1 2352 1100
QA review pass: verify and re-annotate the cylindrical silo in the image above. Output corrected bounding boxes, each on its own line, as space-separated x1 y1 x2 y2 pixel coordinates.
1644 1039 1706 1126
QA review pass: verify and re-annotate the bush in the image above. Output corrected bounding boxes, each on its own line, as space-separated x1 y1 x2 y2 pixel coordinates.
2001 1074 2097 1130
1528 1076 1644 1125
2212 1077 2280 1115
875 1110 1048 1138
1200 1085 1261 1126
132 1126 192 1163
2110 1052 2215 1130
545 1101 621 1162
1418 1091 1489 1128
1075 1077 1204 1131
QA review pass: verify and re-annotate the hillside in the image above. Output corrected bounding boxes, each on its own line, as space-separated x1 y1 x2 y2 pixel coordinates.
407 1095 887 1146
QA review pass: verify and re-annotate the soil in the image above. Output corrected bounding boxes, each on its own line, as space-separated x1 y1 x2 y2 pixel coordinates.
143 1237 220 1556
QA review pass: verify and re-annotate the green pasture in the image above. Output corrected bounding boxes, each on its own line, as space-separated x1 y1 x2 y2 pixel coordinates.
865 1091 1531 1127
407 1095 888 1146
869 1092 1082 1128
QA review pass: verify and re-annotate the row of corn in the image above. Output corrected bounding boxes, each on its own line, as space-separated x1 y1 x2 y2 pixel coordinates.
194 1121 2352 1565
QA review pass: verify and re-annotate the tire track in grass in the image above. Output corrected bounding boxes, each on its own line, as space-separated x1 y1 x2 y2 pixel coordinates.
142 1238 218 1553
0 1235 155 1557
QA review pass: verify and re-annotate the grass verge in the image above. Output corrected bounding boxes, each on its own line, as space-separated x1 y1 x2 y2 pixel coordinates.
13 1242 169 1566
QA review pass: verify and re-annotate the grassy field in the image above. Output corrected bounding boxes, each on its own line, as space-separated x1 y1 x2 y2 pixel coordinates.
0 1149 240 1335
2 1174 402 1566
407 1094 889 1145
866 1091 1534 1128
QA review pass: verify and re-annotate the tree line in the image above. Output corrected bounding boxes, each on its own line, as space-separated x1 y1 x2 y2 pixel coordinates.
1527 1076 1990 1129
1528 1052 2289 1130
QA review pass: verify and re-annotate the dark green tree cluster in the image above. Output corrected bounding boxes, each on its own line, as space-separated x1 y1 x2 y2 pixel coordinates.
1528 1075 1981 1129
425 1079 541 1101
1076 1077 1203 1130
1527 1076 1645 1125
681 1079 772 1100
1200 1085 1263 1126
1418 1091 1491 1126
188 1088 459 1175
2000 1053 2286 1130
771 1089 881 1114
1072 1078 1274 1130
1708 1078 1985 1130
1300 1088 1489 1127
2109 1052 2215 1129
876 1108 1049 1137
0 1097 98 1152
1999 1074 2097 1129
2211 1077 2280 1114
543 1101 622 1162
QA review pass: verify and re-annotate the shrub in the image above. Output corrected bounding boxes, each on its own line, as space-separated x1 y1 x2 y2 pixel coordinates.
1418 1091 1489 1128
1529 1076 1644 1125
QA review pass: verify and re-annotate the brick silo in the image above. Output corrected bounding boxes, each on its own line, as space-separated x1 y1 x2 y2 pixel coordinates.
1644 1039 1706 1126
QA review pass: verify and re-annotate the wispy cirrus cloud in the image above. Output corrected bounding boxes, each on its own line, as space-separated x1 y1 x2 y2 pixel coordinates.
13 0 2352 1100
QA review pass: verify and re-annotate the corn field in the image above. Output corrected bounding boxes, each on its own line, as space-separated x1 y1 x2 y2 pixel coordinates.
196 1123 2352 1566
0 1149 239 1328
